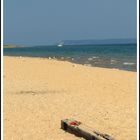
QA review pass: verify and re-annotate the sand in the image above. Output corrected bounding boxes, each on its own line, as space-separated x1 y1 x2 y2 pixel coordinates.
3 56 137 140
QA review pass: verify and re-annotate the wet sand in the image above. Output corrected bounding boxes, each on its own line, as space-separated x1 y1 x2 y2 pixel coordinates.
3 56 137 140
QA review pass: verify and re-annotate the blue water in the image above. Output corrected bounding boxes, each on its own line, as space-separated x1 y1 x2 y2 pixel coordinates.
4 44 137 71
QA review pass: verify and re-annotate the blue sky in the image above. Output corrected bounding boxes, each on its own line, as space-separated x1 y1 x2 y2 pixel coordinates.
4 0 137 45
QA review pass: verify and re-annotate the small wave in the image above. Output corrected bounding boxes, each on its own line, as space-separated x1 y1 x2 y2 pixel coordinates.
92 56 99 59
110 59 117 64
123 62 135 65
111 59 117 62
88 58 93 61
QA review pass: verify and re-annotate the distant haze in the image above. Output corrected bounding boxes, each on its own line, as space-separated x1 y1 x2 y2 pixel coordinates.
4 0 137 45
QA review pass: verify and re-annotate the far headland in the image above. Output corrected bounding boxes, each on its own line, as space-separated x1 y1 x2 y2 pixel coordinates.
56 38 137 46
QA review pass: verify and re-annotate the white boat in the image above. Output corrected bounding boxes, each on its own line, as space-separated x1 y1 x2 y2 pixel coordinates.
57 42 64 47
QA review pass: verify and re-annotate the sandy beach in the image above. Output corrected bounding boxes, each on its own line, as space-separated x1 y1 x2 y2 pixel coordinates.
3 56 137 140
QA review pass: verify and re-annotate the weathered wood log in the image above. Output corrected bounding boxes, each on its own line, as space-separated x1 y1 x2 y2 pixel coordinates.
61 119 115 140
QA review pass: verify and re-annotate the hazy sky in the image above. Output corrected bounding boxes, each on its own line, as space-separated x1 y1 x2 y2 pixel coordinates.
4 0 137 45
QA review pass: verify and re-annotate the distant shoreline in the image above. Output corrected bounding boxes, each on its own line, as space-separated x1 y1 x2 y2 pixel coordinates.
4 38 137 47
57 38 137 46
4 43 137 48
3 45 25 48
55 43 137 47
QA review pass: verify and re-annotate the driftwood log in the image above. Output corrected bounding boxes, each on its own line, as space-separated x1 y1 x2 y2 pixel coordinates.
61 119 115 140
